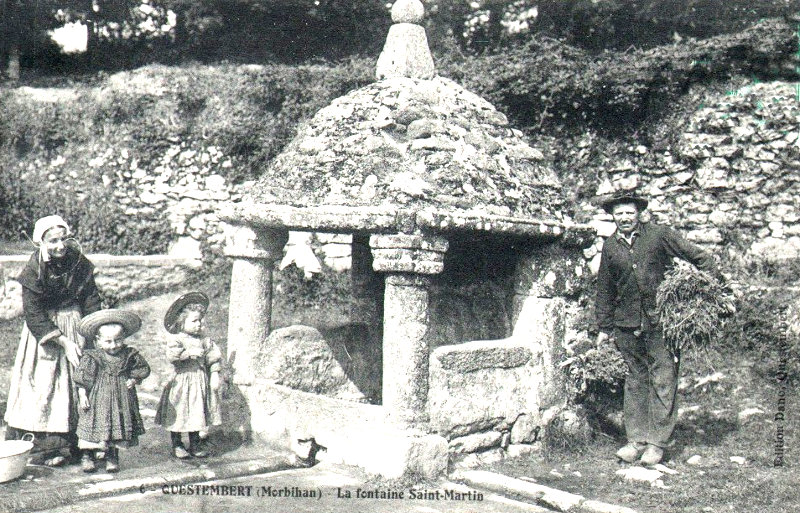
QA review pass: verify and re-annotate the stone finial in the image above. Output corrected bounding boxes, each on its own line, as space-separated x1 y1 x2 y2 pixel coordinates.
376 0 435 80
392 0 424 23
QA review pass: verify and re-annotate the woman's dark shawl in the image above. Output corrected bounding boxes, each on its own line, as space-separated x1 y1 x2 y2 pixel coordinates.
17 245 102 342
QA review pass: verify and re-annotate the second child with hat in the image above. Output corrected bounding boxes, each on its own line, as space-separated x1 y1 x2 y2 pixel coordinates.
75 309 150 473
155 292 223 459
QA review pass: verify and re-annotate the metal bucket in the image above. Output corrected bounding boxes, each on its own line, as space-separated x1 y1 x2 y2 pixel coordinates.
0 433 34 483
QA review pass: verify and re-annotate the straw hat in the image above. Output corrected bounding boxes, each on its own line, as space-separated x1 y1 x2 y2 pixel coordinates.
78 309 142 340
163 292 209 334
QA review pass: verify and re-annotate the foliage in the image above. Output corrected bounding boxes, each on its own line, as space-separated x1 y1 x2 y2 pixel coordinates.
441 17 798 136
656 262 735 355
563 342 627 407
722 287 800 380
560 300 627 409
275 264 350 313
0 60 374 251
0 156 173 254
158 0 391 64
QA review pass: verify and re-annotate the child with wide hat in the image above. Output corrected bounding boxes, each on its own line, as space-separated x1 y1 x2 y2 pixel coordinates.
155 292 223 459
74 309 150 473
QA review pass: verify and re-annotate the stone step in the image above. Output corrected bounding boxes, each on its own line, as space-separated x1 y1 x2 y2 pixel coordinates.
452 469 638 513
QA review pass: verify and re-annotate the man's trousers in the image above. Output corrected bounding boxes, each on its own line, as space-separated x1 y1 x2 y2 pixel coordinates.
613 326 679 447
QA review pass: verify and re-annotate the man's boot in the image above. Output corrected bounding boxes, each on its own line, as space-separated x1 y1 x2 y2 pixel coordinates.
615 442 647 463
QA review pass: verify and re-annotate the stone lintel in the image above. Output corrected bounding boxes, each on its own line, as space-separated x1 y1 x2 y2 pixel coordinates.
223 224 288 260
416 210 595 247
219 204 595 246
370 234 448 274
219 202 411 234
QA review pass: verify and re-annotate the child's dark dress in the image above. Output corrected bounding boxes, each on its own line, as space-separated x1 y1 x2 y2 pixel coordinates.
73 347 150 446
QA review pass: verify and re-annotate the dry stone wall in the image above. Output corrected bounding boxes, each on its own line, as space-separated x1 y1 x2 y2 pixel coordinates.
580 81 800 270
0 254 201 319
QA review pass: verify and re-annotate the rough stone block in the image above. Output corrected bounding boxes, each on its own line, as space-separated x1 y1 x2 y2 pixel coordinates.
407 118 447 139
510 412 541 444
749 236 800 261
253 325 367 402
581 500 639 513
453 448 506 469
455 470 584 511
429 338 541 438
506 443 537 458
685 228 723 244
449 431 503 454
245 381 447 479
540 488 585 511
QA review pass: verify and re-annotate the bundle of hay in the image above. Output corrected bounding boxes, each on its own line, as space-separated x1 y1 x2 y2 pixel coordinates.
656 261 735 356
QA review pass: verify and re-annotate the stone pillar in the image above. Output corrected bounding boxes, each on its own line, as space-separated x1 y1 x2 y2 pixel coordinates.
370 234 448 426
224 224 288 385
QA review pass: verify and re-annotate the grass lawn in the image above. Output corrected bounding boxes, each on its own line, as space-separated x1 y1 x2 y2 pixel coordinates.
488 349 800 513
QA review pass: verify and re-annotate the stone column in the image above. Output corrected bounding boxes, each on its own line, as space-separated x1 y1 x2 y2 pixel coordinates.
370 234 448 426
224 224 288 385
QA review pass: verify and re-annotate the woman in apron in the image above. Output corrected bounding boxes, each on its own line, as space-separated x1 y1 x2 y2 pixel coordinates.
4 215 102 466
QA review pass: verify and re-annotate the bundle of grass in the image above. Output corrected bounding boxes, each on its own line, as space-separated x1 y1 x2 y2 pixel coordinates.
656 261 735 357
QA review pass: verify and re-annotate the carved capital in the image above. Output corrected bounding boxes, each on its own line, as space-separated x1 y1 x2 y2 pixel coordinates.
369 234 448 274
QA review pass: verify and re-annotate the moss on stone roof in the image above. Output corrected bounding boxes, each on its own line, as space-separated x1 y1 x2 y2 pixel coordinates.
245 75 567 223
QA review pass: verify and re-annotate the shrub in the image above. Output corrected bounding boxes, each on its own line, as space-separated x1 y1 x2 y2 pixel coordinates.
0 154 173 254
560 299 627 410
723 287 800 381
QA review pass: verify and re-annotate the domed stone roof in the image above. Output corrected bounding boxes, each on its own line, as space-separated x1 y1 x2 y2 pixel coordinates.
223 1 592 244
246 75 564 219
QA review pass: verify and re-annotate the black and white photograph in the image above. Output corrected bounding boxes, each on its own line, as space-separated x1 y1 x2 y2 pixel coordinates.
0 1 798 512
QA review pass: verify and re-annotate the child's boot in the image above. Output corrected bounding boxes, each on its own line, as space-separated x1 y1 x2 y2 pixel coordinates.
189 432 208 458
171 432 190 459
105 447 119 473
81 450 96 473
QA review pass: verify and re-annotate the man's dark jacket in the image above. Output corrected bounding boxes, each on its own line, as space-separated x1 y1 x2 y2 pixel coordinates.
596 222 717 332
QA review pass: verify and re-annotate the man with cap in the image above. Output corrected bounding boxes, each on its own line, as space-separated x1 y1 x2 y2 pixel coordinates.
595 193 719 465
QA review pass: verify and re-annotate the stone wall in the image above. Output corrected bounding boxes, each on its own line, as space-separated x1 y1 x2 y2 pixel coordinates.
0 254 202 319
581 81 800 270
98 143 245 260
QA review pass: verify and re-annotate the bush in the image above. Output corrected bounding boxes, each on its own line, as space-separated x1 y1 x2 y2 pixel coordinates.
0 60 376 252
0 163 174 254
440 18 798 136
560 299 627 410
723 287 800 381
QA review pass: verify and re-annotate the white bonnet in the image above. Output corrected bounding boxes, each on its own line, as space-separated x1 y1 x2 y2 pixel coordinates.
32 215 71 244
